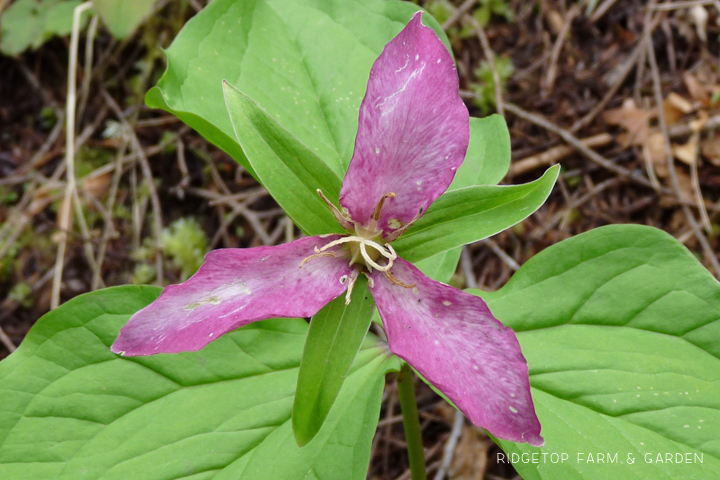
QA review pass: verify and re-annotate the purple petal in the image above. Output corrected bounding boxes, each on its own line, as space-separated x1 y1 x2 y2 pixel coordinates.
369 258 543 446
112 236 354 356
339 12 469 235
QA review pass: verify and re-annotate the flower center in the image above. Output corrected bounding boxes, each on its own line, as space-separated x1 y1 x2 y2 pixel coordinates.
299 190 417 304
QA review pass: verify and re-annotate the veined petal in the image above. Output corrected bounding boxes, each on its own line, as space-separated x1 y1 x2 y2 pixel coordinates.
112 236 354 356
369 258 543 446
339 12 469 236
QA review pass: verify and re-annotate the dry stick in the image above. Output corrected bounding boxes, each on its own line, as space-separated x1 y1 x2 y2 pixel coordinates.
441 0 476 31
504 103 667 193
669 114 720 137
482 238 520 271
0 326 16 353
284 216 295 243
433 409 465 480
511 133 613 176
533 177 622 238
588 0 622 23
92 139 129 289
51 1 94 310
646 35 720 277
689 136 712 232
464 14 504 116
0 159 67 259
652 0 716 10
23 110 66 173
76 13 100 124
102 90 165 285
71 188 103 285
543 6 579 96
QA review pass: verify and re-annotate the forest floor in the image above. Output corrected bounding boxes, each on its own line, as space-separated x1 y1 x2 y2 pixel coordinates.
2 0 720 478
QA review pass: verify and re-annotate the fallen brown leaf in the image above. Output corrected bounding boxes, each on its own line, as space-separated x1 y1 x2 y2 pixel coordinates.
701 137 720 166
673 134 699 166
683 72 711 106
603 98 654 146
449 427 492 480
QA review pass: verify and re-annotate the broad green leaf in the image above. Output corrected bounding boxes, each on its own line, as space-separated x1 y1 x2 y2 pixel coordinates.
415 247 463 284
449 115 511 190
0 0 86 56
293 277 376 447
394 165 559 263
223 82 342 236
145 0 448 176
475 225 720 479
0 286 398 479
92 0 154 39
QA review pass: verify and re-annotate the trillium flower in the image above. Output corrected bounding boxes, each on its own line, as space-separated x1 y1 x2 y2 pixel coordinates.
112 12 543 447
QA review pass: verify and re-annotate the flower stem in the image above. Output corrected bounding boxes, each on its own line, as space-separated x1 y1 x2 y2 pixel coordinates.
397 362 427 480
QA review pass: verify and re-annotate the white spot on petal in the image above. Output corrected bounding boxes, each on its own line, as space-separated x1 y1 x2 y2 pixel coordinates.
415 54 419 60
509 406 518 414
443 300 451 306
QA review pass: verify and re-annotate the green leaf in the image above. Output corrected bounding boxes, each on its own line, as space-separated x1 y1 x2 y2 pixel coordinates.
0 0 86 56
293 277 376 447
145 0 449 177
475 225 720 479
449 115 511 189
0 286 397 479
92 0 155 39
223 81 342 236
395 165 559 263
415 247 463 284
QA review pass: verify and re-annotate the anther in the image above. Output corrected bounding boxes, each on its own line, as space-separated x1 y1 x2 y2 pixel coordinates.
384 270 416 288
384 207 424 242
299 251 336 268
317 189 355 232
345 275 358 305
371 192 396 221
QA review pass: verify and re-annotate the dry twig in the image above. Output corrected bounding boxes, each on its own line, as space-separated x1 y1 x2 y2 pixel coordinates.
102 90 165 285
645 31 720 277
511 133 613 176
51 1 94 310
463 14 504 116
504 103 664 192
543 6 579 95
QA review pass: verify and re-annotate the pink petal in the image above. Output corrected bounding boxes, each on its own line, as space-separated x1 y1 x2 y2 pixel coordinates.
369 258 543 446
112 236 354 356
339 12 469 235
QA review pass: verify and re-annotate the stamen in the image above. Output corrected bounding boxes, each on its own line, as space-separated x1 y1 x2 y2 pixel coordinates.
345 275 358 305
384 207 424 242
300 236 399 272
299 251 336 268
360 242 393 272
371 192 396 221
384 270 416 288
317 236 395 261
317 189 355 232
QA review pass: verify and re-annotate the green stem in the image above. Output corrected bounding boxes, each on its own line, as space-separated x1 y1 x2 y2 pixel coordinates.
397 362 427 480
